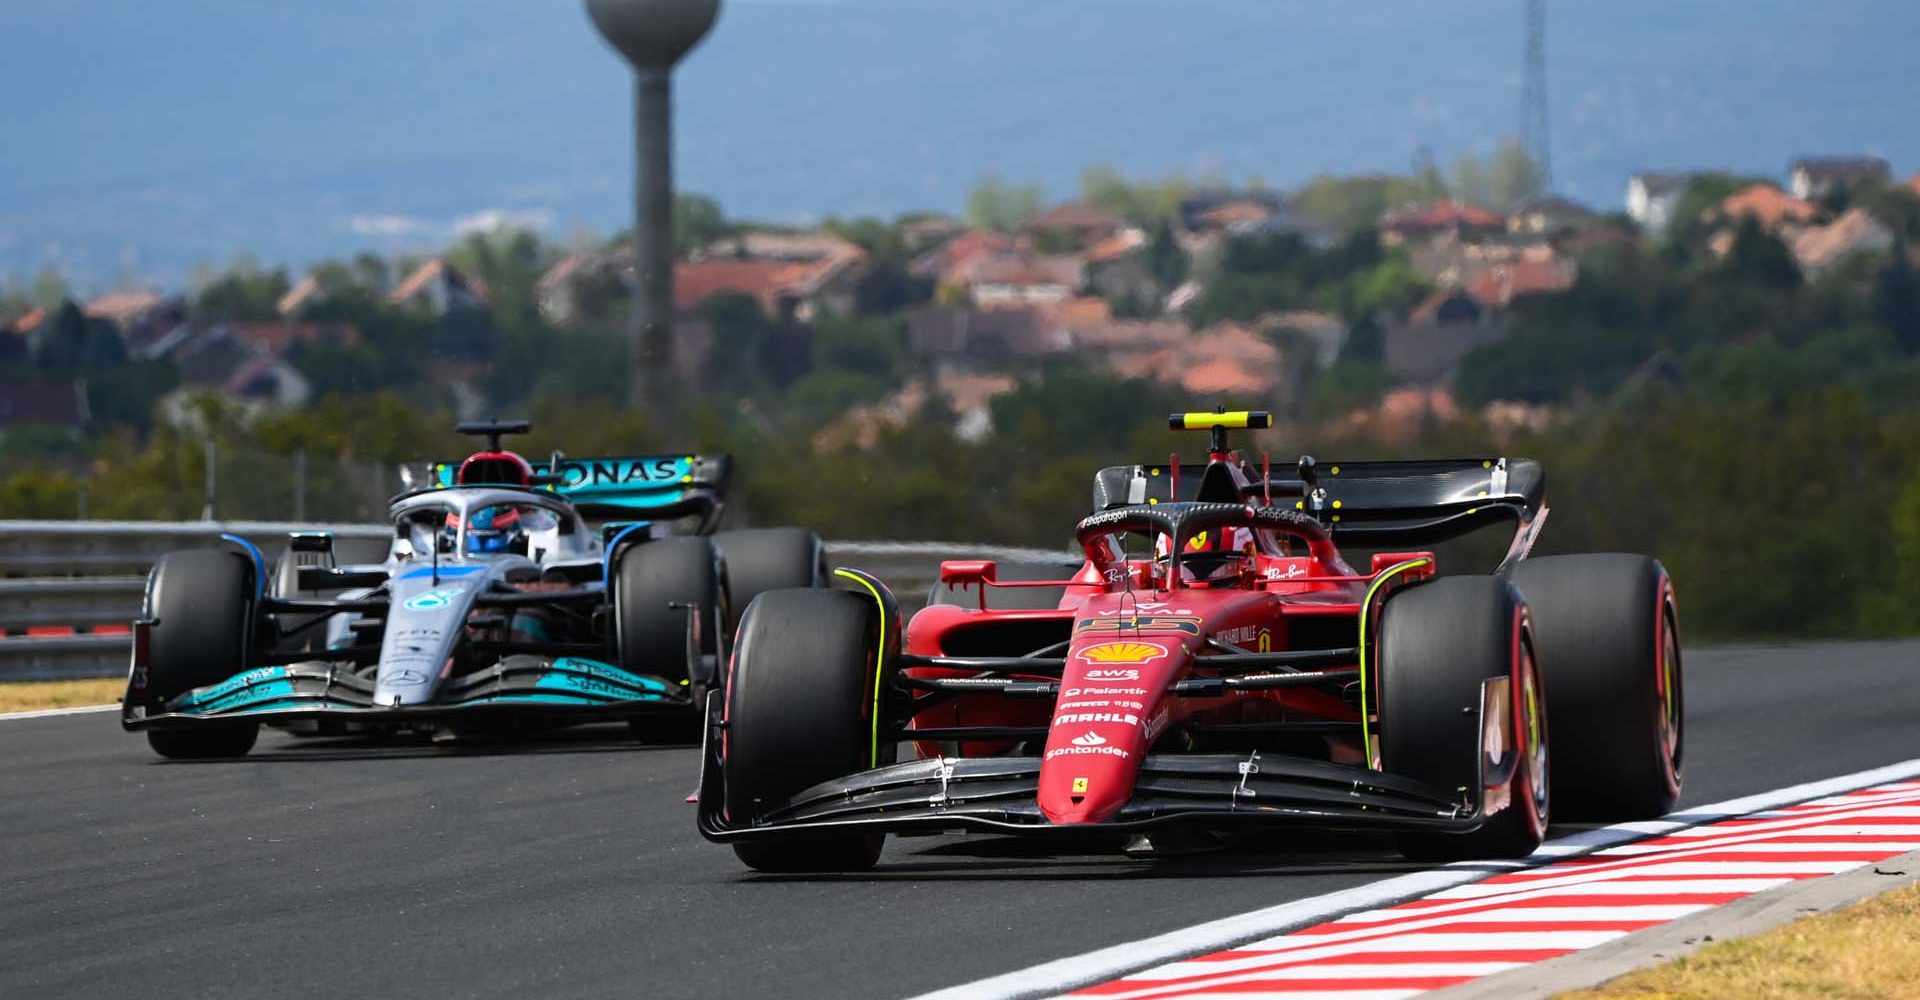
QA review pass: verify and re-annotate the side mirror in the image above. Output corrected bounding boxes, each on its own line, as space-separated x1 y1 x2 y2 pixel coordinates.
938 560 997 589
288 532 334 554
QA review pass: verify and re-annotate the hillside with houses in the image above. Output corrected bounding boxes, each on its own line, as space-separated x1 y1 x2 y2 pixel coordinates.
6 150 1916 450
5 151 1920 636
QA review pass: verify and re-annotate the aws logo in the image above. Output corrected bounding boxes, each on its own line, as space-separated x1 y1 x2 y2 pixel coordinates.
1078 641 1168 665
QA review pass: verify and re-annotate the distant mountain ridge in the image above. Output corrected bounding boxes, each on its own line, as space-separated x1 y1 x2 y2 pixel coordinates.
0 0 1912 290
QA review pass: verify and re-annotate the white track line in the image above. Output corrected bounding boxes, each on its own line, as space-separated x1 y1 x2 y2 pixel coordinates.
908 757 1920 1000
0 703 118 722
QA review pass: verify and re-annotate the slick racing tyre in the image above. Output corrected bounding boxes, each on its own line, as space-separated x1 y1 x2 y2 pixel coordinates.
713 528 827 632
614 536 724 676
1380 576 1547 862
722 589 884 873
925 559 1083 611
614 537 724 743
143 550 261 760
1510 554 1682 820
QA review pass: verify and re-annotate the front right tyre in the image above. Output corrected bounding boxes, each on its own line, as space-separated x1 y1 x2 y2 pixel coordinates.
1379 576 1547 862
721 588 884 873
141 549 261 760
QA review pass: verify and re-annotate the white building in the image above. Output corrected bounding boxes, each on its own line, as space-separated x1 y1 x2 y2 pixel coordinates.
1625 173 1699 238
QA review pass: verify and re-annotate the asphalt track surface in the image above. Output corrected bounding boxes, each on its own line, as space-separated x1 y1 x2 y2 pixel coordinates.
2 641 1915 1000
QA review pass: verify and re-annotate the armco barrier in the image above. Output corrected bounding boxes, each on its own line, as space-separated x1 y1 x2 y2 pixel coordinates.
0 522 1077 681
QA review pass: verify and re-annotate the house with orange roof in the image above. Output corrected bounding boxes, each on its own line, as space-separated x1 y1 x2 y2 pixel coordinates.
1379 202 1505 245
1706 185 1818 230
83 290 167 330
1177 190 1286 241
276 274 325 317
1464 258 1577 309
1022 202 1128 251
389 259 489 315
673 247 866 322
909 229 1023 287
1791 207 1895 277
968 256 1081 308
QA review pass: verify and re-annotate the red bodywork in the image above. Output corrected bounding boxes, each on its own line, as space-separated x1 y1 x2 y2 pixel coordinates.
903 457 1437 827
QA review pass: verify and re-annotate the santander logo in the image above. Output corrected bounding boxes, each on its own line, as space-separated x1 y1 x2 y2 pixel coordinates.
1071 731 1108 747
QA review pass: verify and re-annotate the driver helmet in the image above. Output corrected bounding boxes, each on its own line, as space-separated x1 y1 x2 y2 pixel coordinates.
1153 527 1256 587
460 505 525 555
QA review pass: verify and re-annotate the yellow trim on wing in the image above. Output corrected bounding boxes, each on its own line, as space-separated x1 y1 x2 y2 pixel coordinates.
1356 557 1434 771
834 568 890 768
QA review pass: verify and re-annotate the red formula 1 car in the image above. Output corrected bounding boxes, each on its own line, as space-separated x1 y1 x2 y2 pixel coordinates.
698 410 1683 872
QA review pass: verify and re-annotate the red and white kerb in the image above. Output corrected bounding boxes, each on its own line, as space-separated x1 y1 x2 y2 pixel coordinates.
1072 780 1920 999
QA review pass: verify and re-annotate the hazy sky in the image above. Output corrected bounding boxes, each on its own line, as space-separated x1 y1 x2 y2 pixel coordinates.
2 0 1912 289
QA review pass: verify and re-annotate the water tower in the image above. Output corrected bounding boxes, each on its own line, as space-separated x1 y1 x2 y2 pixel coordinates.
585 0 722 412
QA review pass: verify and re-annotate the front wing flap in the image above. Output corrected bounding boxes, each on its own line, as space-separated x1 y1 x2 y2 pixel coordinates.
698 750 1481 841
124 656 693 730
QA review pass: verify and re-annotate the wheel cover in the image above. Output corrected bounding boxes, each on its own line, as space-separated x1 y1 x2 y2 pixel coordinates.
1656 608 1683 783
1519 644 1549 824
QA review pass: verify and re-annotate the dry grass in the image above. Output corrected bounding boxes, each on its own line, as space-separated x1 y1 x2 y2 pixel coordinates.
1556 880 1920 1000
0 678 122 713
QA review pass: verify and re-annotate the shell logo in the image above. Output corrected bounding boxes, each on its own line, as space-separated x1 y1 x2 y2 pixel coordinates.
1079 641 1169 665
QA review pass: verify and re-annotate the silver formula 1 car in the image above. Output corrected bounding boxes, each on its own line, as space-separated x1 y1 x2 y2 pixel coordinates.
121 420 828 759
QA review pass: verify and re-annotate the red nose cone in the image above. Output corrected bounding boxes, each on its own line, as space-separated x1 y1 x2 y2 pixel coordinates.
1038 623 1194 825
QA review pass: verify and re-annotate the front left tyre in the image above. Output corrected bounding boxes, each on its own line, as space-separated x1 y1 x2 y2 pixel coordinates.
713 528 826 632
722 588 885 873
613 536 725 743
141 549 261 760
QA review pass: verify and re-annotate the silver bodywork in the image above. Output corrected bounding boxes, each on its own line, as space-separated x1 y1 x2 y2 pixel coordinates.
323 487 649 707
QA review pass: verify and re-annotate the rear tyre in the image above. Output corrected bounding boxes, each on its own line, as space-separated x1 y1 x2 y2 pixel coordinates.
614 537 724 744
142 550 262 760
1380 576 1547 862
1510 554 1682 821
713 528 826 633
925 560 1082 611
723 589 884 873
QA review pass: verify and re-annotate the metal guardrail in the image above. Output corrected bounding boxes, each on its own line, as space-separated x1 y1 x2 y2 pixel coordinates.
0 520 391 576
0 522 1077 681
